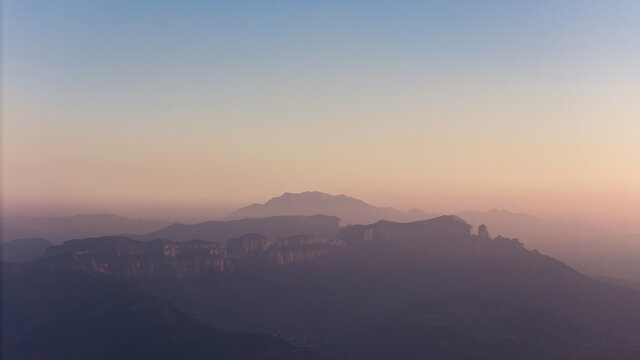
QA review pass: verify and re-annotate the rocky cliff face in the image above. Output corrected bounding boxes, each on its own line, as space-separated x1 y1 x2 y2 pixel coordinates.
24 217 513 278
37 238 228 277
265 235 344 265
227 233 270 259
31 233 344 277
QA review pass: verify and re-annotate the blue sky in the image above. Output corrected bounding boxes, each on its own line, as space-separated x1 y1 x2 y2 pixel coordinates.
5 0 638 122
2 0 640 228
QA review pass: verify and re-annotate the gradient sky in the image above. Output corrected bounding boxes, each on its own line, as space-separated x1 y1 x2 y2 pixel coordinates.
2 0 639 230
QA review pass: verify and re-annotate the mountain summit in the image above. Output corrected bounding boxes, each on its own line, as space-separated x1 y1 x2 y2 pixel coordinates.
229 191 433 225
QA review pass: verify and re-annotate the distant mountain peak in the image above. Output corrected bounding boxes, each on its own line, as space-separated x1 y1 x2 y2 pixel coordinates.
486 209 531 216
275 191 363 203
229 191 435 225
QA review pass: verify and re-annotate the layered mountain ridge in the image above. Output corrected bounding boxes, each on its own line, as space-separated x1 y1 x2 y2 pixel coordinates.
224 191 639 282
7 192 636 284
5 214 640 359
14 215 470 277
134 214 340 244
2 214 169 243
16 232 346 277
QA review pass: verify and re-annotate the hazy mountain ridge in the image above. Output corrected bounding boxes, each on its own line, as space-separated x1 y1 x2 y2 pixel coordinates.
1 238 54 262
134 214 340 244
229 191 435 225
12 232 344 277
225 191 639 282
5 191 639 283
456 210 640 281
7 216 640 359
2 214 170 243
455 209 597 245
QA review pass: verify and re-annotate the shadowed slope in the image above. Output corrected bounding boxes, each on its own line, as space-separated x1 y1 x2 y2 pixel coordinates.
1 269 322 360
1 238 53 262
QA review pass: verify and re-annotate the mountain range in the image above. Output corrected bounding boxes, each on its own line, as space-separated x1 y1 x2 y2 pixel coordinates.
133 214 340 243
5 192 637 283
4 215 640 359
2 214 169 243
228 191 435 225
226 192 640 281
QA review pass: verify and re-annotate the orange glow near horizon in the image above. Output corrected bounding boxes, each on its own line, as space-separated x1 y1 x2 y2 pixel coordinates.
2 1 639 233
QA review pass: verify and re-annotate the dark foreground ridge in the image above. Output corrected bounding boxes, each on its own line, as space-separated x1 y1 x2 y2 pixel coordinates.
2 270 322 360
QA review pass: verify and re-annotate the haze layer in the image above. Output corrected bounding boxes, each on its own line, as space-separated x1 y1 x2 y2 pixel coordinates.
2 1 639 230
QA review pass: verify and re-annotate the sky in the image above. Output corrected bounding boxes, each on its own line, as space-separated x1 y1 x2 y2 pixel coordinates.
2 0 639 230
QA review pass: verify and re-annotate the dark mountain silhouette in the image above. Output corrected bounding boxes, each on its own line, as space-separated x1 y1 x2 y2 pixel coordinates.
134 214 340 244
11 216 640 359
1 238 53 262
1 269 321 360
228 191 436 225
2 214 169 243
